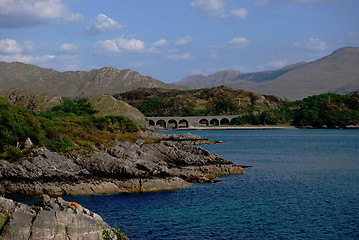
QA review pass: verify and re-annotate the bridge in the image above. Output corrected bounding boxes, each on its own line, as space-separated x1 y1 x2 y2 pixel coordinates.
147 115 239 129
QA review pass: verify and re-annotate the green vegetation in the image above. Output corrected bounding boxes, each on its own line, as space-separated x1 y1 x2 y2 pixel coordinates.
230 93 359 127
0 213 7 231
293 93 359 127
103 223 125 240
122 87 359 128
130 86 279 117
0 97 142 162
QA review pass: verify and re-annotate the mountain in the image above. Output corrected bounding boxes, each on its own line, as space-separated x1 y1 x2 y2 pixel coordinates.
0 62 187 98
177 47 359 100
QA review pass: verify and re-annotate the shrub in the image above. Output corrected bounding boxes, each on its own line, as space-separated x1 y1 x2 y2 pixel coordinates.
3 145 22 162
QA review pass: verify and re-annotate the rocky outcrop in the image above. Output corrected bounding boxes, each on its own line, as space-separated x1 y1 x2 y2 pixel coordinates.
0 132 245 196
0 88 62 112
0 194 128 240
138 131 221 145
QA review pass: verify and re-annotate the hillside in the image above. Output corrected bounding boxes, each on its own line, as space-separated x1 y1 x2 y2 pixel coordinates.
177 47 359 100
0 89 147 125
116 86 286 117
0 62 187 98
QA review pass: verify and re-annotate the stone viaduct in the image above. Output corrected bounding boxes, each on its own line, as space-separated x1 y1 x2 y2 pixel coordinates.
147 115 239 129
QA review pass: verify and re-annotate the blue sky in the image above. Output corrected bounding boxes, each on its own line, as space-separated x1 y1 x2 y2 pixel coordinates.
0 0 358 83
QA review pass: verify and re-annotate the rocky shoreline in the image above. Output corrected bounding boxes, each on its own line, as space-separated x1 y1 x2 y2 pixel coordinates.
0 131 245 197
0 194 129 240
0 131 246 239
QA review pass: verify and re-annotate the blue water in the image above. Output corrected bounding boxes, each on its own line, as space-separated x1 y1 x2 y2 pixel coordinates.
64 129 359 239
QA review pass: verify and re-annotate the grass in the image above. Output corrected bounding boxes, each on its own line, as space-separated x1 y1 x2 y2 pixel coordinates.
0 213 7 230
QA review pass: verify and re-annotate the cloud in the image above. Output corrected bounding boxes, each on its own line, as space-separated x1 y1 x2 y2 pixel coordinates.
0 38 56 64
254 0 348 7
86 14 126 34
175 35 198 45
0 0 83 28
190 0 226 18
230 8 248 19
293 38 328 50
116 37 145 51
0 39 22 54
225 37 251 48
166 52 191 60
152 39 168 47
95 36 145 54
0 54 55 63
58 43 78 53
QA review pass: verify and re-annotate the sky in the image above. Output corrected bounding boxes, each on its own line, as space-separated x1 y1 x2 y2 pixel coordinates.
0 0 358 83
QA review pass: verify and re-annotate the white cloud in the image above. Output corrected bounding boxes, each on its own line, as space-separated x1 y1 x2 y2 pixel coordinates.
175 35 198 45
58 43 78 53
255 0 348 7
86 14 126 34
95 36 145 54
230 8 248 19
293 38 328 50
225 37 251 48
0 0 83 28
0 53 55 64
190 0 226 18
0 38 57 65
166 52 191 60
152 39 168 47
0 39 22 54
94 40 121 54
116 37 145 52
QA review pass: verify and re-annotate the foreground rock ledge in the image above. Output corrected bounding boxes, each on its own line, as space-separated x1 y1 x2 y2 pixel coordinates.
0 132 246 196
0 194 128 240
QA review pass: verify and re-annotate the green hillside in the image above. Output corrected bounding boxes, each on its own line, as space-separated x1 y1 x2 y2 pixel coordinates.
0 97 143 162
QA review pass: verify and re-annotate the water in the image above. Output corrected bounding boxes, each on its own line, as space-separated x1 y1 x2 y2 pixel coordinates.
64 129 359 239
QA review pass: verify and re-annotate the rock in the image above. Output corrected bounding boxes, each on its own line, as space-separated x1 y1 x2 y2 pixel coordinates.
0 132 245 196
138 131 218 145
0 195 129 240
24 137 33 149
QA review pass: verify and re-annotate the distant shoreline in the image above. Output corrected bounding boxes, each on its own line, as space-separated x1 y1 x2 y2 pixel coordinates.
151 126 297 131
152 125 359 131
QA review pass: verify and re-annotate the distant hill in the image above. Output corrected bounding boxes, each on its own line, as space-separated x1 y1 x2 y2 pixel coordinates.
116 86 286 117
0 89 146 125
0 62 187 98
177 47 359 100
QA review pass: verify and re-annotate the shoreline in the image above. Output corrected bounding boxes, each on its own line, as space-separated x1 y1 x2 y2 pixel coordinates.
151 125 359 131
155 126 297 131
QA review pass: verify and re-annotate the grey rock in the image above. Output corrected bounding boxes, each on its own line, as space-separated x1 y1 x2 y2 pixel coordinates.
0 132 245 195
24 137 33 149
0 195 128 240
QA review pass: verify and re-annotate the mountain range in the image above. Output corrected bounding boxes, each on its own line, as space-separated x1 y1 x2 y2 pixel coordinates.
0 62 186 98
177 47 359 100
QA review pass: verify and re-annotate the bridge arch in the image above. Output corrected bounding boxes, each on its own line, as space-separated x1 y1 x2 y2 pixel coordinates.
220 118 230 125
148 119 155 126
199 119 209 126
156 120 166 128
210 118 219 126
147 115 241 129
178 119 189 128
168 119 178 129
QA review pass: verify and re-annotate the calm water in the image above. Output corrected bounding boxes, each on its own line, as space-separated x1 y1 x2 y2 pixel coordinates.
64 129 359 239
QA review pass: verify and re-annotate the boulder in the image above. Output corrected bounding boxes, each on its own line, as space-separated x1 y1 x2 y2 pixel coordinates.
0 195 128 240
